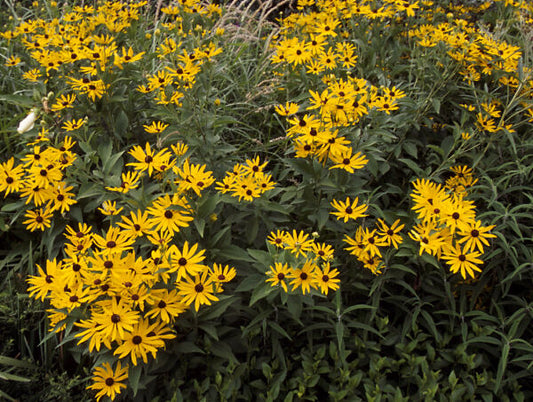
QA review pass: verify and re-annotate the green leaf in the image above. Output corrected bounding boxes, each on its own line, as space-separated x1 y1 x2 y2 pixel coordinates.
268 321 292 340
114 110 129 136
0 372 31 382
199 324 218 340
175 341 205 354
217 245 255 262
129 365 142 396
199 296 235 321
249 282 276 306
495 340 510 393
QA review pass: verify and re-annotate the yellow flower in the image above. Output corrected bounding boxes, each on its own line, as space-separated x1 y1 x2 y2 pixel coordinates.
62 118 85 131
177 270 219 311
143 121 169 134
330 197 368 222
87 361 129 401
23 207 53 231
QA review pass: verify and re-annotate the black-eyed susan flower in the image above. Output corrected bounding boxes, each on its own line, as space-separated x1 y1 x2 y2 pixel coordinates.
457 220 496 254
62 118 85 131
330 197 368 222
105 170 141 193
209 263 236 284
23 207 53 231
265 262 291 292
143 121 169 134
284 230 314 258
267 230 288 248
98 200 123 216
313 262 340 295
145 289 187 323
0 157 25 196
117 210 153 238
442 243 483 279
114 318 174 366
177 270 219 311
289 260 318 294
274 102 299 116
168 241 207 280
146 194 193 236
51 93 76 112
93 298 139 341
87 361 128 401
376 219 405 249
27 258 62 301
93 226 135 256
127 143 173 177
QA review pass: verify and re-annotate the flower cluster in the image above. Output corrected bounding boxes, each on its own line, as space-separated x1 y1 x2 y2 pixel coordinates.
270 1 412 171
215 156 276 202
409 167 496 279
0 133 77 231
265 230 339 295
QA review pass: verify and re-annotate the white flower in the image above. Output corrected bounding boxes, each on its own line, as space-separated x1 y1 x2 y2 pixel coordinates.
17 110 38 134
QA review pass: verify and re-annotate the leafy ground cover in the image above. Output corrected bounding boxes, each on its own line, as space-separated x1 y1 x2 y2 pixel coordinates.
0 0 532 400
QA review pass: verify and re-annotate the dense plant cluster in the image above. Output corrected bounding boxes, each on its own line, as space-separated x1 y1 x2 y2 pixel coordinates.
0 0 532 401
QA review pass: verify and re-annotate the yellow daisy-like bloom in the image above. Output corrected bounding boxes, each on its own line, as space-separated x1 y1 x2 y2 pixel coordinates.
61 118 85 131
5 55 21 66
329 149 368 173
146 194 193 236
265 262 291 292
93 226 135 256
145 289 187 323
330 197 368 222
106 170 141 193
87 361 128 401
311 242 335 261
313 262 340 295
113 318 174 366
173 159 215 196
284 230 315 258
289 260 318 294
376 219 405 249
442 243 483 279
98 200 123 216
209 263 236 284
177 270 219 311
457 220 496 254
168 241 207 280
274 102 299 116
23 207 53 232
27 258 62 301
93 298 140 342
267 230 288 249
143 121 169 134
51 93 76 112
117 209 153 238
127 143 173 177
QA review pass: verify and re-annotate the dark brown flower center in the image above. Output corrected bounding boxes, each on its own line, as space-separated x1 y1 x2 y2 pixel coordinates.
195 284 204 292
111 314 121 323
132 335 142 345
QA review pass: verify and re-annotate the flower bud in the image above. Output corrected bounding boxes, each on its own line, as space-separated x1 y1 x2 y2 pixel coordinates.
17 110 38 134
